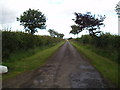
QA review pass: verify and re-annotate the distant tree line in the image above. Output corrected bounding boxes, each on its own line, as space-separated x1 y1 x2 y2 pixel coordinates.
48 29 64 39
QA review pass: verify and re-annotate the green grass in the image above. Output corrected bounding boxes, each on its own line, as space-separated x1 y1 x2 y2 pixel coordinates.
2 41 65 80
70 41 119 87
82 44 118 63
3 43 59 63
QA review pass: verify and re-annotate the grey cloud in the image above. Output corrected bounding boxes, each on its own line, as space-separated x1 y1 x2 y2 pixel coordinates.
0 7 18 24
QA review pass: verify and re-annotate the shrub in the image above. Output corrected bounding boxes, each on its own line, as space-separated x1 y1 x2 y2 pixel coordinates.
2 31 63 61
73 33 120 64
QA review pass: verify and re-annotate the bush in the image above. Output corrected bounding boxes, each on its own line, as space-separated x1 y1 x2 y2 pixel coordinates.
73 33 120 64
2 31 63 61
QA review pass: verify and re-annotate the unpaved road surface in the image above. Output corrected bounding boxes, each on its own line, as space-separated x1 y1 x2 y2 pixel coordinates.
3 41 109 88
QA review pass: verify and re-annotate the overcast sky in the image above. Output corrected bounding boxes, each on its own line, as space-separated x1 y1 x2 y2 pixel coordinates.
0 0 119 38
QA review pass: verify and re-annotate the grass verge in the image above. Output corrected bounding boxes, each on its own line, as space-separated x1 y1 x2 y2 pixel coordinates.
70 41 119 87
2 41 65 80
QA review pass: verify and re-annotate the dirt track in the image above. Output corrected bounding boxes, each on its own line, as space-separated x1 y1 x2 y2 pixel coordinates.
3 41 109 88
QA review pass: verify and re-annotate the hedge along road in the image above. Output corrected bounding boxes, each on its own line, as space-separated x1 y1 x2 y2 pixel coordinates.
3 41 111 88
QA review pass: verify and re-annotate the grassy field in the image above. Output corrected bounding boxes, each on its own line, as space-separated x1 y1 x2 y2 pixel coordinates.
2 41 65 80
70 41 119 87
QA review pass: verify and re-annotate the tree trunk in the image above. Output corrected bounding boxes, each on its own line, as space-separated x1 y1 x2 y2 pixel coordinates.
31 29 34 34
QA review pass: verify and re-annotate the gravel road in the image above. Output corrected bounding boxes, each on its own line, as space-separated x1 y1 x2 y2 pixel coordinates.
3 41 109 88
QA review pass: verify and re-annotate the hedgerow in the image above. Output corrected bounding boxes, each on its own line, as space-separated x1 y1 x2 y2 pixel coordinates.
2 31 63 61
73 33 120 64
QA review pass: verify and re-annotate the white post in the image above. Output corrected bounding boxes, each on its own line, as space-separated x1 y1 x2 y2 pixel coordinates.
0 29 2 90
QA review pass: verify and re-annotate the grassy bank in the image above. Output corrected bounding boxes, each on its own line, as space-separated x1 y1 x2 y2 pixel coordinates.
70 41 119 87
3 41 65 80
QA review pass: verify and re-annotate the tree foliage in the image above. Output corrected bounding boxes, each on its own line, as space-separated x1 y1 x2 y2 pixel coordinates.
57 33 64 39
48 29 56 37
17 8 46 34
48 29 64 39
69 25 82 37
73 12 106 36
115 3 120 18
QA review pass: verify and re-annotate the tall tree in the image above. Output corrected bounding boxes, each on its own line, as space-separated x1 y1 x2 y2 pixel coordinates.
17 8 46 34
73 12 106 36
